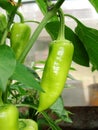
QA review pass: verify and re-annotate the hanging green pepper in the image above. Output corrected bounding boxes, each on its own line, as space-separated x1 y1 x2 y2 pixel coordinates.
10 23 31 61
38 9 74 112
19 119 38 130
0 104 19 130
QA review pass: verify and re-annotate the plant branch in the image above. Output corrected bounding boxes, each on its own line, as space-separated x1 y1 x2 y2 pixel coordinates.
18 0 65 62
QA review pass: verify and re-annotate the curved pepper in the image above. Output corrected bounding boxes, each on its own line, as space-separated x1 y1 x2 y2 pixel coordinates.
0 104 19 130
10 23 31 61
38 9 74 112
38 39 74 112
19 119 38 130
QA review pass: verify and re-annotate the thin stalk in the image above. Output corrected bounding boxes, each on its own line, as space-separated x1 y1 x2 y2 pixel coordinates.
16 11 24 23
18 0 65 62
41 111 61 130
57 8 65 40
16 103 37 110
24 20 40 24
0 29 8 45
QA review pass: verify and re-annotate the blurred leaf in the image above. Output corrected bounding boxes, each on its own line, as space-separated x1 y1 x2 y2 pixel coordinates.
75 20 98 70
0 45 16 92
67 74 75 80
11 62 43 92
10 82 27 95
45 21 89 67
37 118 49 130
89 0 98 12
0 0 17 14
51 97 72 123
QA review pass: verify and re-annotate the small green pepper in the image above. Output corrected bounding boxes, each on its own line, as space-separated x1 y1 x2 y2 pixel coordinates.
0 104 19 130
10 23 31 61
19 119 38 130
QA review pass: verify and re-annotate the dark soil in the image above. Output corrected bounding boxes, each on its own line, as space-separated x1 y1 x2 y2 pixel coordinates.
59 106 98 130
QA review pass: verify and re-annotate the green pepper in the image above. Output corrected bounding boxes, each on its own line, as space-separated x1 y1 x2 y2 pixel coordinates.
19 119 38 130
38 9 74 112
38 40 74 112
0 104 19 130
10 23 31 61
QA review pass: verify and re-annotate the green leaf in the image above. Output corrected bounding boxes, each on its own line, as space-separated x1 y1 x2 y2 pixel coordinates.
45 21 89 67
45 21 59 40
75 20 98 70
11 62 43 92
0 0 17 14
35 0 47 15
89 0 98 12
0 45 16 92
65 25 89 67
51 97 72 123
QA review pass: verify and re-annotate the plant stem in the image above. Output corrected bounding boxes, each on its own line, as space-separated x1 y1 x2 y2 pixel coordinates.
57 8 65 40
18 0 65 62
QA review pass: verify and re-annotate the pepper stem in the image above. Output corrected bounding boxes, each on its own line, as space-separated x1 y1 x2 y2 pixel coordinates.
57 8 65 40
16 11 24 23
0 91 3 105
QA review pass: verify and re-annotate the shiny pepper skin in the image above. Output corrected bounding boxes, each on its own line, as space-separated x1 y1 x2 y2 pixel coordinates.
0 104 19 130
38 39 74 112
10 23 31 61
19 119 38 130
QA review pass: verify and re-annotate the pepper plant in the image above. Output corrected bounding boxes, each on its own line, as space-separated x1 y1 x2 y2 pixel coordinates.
0 0 98 130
